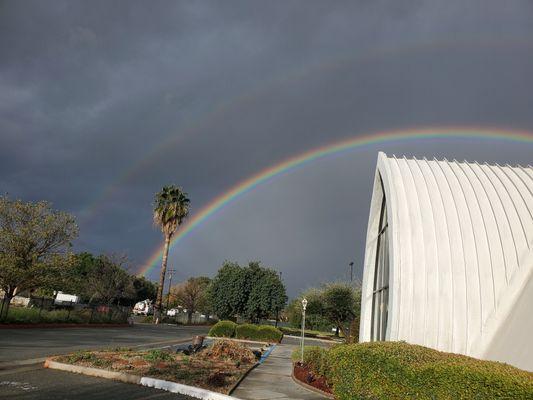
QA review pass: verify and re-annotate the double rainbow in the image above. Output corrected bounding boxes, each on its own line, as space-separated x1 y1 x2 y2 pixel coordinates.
137 127 533 277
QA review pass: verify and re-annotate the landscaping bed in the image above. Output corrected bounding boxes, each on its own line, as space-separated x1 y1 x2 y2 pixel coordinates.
51 340 257 394
293 362 332 395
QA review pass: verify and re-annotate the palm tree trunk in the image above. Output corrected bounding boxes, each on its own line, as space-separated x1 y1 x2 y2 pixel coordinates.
154 235 171 323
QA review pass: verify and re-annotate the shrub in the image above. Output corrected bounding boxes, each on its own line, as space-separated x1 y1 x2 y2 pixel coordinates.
234 324 283 342
235 323 258 340
208 320 237 338
2 306 126 324
326 341 533 400
258 325 283 343
292 346 330 377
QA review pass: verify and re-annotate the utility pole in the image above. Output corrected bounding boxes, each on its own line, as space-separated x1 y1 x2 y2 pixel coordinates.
166 269 176 311
349 262 354 282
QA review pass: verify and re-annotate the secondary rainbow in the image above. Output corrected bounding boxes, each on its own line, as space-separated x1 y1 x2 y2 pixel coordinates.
137 127 533 277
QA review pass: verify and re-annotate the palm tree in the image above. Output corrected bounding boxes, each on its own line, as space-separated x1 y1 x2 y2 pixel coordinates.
153 185 190 323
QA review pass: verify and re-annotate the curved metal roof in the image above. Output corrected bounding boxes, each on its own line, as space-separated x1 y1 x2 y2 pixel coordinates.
360 152 533 370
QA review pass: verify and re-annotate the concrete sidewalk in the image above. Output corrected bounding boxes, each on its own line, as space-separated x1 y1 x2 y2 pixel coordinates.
232 343 328 400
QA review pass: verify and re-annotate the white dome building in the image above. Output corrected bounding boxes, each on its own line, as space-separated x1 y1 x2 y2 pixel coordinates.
359 152 533 371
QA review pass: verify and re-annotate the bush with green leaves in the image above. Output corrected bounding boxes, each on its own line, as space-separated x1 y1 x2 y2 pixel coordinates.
1 306 126 324
292 346 331 377
258 325 283 342
234 324 283 342
208 320 237 337
234 323 257 340
326 341 533 399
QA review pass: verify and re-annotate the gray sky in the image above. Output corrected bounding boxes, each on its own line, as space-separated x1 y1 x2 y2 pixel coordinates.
1 1 533 296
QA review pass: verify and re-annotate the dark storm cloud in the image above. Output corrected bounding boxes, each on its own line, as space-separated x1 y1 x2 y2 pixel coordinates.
1 1 533 295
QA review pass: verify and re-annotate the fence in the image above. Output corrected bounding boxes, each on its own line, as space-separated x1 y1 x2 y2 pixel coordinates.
0 295 130 325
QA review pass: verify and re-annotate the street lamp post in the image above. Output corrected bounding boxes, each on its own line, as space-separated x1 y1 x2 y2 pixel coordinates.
349 262 354 282
300 298 308 364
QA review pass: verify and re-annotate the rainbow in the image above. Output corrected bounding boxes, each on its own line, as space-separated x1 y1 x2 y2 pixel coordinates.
78 39 533 225
137 127 533 277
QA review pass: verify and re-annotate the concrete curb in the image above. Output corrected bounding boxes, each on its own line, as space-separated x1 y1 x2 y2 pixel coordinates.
291 367 334 399
44 359 142 384
45 359 242 400
226 362 259 395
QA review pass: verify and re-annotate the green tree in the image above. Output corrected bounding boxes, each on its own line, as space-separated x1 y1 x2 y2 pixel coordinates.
245 262 287 322
0 197 78 319
322 282 361 342
173 276 211 323
131 276 157 304
152 185 190 322
209 261 287 322
85 255 134 305
208 261 248 320
286 287 329 330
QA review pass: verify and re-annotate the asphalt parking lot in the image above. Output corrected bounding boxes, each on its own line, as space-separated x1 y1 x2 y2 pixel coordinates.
0 323 209 399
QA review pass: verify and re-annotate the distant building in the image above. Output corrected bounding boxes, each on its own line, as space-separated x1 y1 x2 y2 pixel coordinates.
359 152 533 371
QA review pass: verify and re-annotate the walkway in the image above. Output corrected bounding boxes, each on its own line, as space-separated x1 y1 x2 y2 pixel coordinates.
232 338 330 400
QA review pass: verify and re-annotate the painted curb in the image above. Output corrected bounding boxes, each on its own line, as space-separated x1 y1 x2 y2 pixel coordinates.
45 358 243 400
141 376 239 400
291 367 334 399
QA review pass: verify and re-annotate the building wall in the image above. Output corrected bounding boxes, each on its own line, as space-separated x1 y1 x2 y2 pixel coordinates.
360 152 533 371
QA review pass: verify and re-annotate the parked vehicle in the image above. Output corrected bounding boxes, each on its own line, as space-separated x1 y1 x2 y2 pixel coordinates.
166 308 181 316
54 291 80 305
133 299 153 316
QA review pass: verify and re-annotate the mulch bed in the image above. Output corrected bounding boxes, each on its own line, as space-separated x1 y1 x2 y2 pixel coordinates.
293 363 332 395
53 340 257 394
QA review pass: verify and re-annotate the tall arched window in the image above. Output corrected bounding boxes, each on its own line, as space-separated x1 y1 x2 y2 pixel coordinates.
371 178 389 341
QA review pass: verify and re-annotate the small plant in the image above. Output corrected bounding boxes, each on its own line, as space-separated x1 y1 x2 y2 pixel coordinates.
66 351 97 363
143 349 174 362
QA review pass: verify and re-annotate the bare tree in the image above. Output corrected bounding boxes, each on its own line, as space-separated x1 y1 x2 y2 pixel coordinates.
173 276 210 324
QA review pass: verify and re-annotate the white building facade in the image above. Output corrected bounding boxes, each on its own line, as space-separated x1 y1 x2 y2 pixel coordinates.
359 152 533 371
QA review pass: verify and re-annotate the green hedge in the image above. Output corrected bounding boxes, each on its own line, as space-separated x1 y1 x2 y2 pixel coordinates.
234 323 257 339
324 341 533 399
1 307 127 324
208 320 237 337
235 323 283 342
210 322 283 342
258 325 283 342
